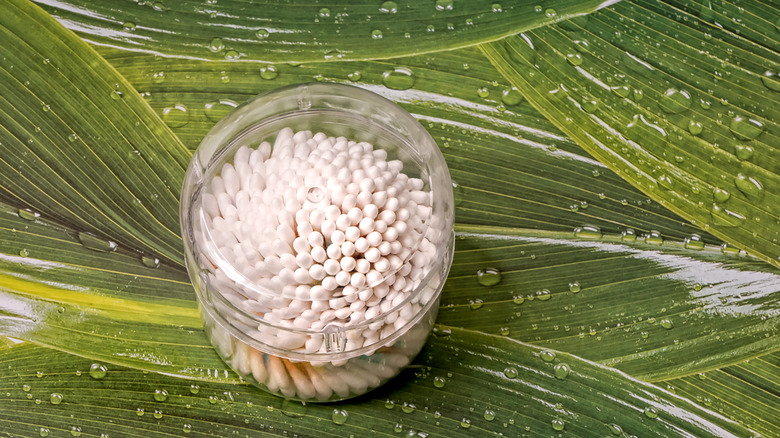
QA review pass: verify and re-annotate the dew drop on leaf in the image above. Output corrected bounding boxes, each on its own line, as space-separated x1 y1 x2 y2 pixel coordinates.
208 37 224 53
379 1 398 14
733 173 764 201
574 225 602 239
50 393 63 405
659 88 692 114
162 104 189 128
435 0 453 11
684 234 704 250
153 388 168 402
540 350 556 362
89 363 107 379
259 64 278 80
382 67 415 90
503 367 518 378
331 408 349 424
476 268 502 286
553 363 570 379
729 115 764 140
551 418 565 431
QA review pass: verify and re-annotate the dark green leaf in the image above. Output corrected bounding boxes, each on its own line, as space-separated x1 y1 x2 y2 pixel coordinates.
0 329 757 438
35 0 618 63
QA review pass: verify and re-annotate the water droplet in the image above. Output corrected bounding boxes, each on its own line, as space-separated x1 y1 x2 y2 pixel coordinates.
660 318 674 329
162 104 189 128
551 418 565 431
153 409 163 419
347 71 362 82
319 7 331 17
761 70 780 91
141 255 161 268
620 229 636 242
182 424 192 433
566 52 583 66
645 230 663 245
611 84 630 97
535 289 551 301
656 174 673 190
476 268 502 286
730 115 764 140
208 37 224 52
513 295 525 305
89 363 107 379
42 103 50 112
18 248 29 257
259 64 278 80
22 384 31 392
224 50 240 60
503 367 518 378
640 331 649 339
50 393 63 405
540 350 556 362
18 209 40 221
153 388 168 402
710 203 746 227
713 187 730 203
332 408 349 424
469 298 484 310
492 3 503 13
481 409 496 421
545 8 557 18
393 424 403 433
433 376 446 388
581 95 599 112
688 120 703 135
371 29 383 39
644 407 658 419
136 407 145 416
189 384 199 394
501 87 523 106
70 426 82 437
553 363 570 379
400 402 416 414
36 371 44 378
734 144 754 161
460 418 471 428
684 234 704 250
659 88 692 114
500 327 510 336
568 282 581 293
379 1 398 13
435 0 453 11
477 87 490 98
204 99 238 123
574 225 602 239
256 28 269 39
382 67 415 90
152 71 165 84
733 173 764 201
608 423 623 435
39 427 50 437
282 399 308 418
78 232 118 252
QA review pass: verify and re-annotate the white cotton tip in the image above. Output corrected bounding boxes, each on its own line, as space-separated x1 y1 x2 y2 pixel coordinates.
311 246 327 263
355 258 371 274
345 226 361 242
326 243 342 260
335 270 351 287
340 256 356 272
341 241 356 257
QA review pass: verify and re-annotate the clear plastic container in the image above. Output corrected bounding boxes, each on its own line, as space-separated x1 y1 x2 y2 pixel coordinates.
180 83 454 402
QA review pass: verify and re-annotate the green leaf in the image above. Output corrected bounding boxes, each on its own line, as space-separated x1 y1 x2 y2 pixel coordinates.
0 0 191 265
34 0 618 63
660 351 780 438
102 47 719 244
0 201 232 380
440 225 779 381
5 197 777 382
481 0 780 267
0 329 757 438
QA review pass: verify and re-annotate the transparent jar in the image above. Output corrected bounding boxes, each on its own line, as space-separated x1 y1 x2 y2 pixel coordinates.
180 83 454 402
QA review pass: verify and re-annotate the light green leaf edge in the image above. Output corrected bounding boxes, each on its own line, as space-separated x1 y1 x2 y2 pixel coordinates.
481 0 780 267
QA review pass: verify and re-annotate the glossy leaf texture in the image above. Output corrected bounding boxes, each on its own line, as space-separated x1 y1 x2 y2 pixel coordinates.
481 0 780 267
0 0 191 265
101 47 719 244
5 195 778 384
0 329 757 438
0 201 232 381
660 351 780 438
440 225 780 381
34 0 619 63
